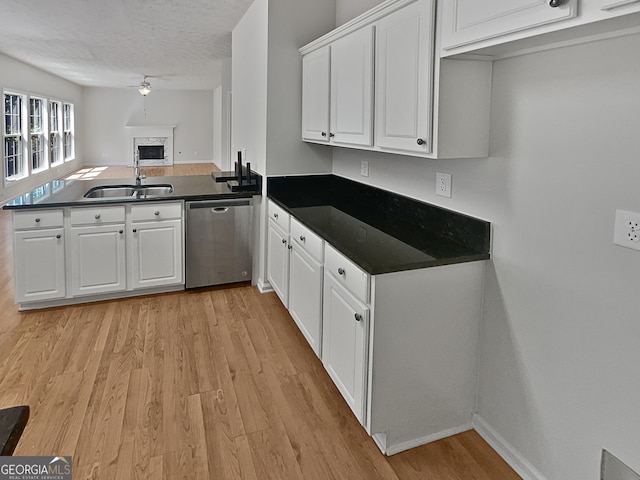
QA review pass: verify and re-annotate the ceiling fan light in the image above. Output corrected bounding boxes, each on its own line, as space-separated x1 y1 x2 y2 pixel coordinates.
138 83 151 96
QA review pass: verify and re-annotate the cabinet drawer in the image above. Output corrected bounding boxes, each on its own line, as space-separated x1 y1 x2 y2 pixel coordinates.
324 243 369 303
70 206 125 225
268 200 290 232
13 209 63 229
291 217 323 262
131 202 182 222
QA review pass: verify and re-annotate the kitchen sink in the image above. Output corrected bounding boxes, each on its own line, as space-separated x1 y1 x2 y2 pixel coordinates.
84 184 173 199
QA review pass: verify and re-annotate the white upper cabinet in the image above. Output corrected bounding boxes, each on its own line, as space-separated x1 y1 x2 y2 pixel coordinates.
440 0 578 52
375 0 433 154
300 0 491 159
330 26 375 147
301 46 331 143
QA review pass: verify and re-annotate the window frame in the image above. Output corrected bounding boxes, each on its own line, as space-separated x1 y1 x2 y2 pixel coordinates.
63 102 75 162
29 96 48 174
3 90 28 185
49 100 63 167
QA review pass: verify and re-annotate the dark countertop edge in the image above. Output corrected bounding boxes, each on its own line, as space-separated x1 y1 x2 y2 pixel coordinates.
268 196 490 275
2 191 258 210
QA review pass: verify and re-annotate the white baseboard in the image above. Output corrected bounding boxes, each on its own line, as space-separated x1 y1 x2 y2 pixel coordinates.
257 278 273 294
473 414 547 480
373 424 473 456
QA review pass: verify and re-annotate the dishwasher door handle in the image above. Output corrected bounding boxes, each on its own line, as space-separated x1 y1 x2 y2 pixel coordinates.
212 207 229 213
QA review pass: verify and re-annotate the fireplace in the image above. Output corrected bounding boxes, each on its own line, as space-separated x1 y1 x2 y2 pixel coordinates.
126 126 175 166
138 145 164 160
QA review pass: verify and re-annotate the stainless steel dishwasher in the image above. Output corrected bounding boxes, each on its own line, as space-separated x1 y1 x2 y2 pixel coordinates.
185 198 253 288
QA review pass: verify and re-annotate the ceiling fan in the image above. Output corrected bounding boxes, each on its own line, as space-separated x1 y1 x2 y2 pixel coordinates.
137 76 152 96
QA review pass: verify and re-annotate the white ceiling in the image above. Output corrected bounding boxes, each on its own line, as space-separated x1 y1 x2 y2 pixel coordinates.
0 0 255 90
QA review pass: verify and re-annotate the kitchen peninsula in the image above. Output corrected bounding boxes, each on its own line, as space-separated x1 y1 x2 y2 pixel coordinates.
3 172 260 310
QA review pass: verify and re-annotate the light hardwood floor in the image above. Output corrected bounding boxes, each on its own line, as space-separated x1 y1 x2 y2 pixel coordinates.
0 164 520 479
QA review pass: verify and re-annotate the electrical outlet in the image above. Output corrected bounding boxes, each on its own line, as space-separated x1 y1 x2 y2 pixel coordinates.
436 172 452 198
614 210 640 251
360 160 369 177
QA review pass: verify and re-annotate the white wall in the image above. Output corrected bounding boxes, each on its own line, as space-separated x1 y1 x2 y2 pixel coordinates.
264 0 335 176
0 52 83 202
83 88 214 166
231 0 269 176
332 32 640 480
336 0 382 26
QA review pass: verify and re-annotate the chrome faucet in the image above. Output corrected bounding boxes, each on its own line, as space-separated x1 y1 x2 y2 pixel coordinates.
134 151 145 185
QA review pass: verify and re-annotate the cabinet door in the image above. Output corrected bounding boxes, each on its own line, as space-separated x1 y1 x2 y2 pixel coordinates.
302 46 331 143
376 0 434 154
441 0 577 51
322 272 369 424
69 224 126 296
330 26 374 147
130 219 183 289
267 220 290 307
289 243 323 357
14 228 65 302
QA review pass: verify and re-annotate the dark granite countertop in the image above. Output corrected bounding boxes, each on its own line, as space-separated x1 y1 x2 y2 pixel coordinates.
3 173 261 210
268 175 490 275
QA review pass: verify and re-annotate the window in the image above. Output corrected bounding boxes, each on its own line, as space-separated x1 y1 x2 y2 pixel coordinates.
50 101 62 166
3 91 74 185
30 97 47 172
4 92 26 182
63 103 74 161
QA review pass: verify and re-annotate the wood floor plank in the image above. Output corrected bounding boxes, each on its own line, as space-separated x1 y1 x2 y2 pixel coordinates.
0 164 521 480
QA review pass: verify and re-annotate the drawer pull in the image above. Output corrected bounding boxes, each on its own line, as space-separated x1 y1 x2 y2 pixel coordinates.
154 210 160 216
416 138 425 146
95 213 101 219
282 238 287 244
549 0 562 6
133 228 137 233
273 213 278 219
288 244 293 250
354 313 362 322
56 234 61 239
337 268 345 276
35 218 41 223
299 235 305 242
119 230 124 234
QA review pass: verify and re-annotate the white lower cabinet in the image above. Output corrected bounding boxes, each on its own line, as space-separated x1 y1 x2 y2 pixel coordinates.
266 206 487 455
14 228 66 302
11 201 184 308
288 219 324 357
69 206 127 296
130 203 183 289
322 271 369 423
267 201 291 307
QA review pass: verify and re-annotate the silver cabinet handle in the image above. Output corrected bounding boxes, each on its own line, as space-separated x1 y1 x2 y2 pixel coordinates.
282 238 287 244
288 245 293 250
416 138 425 146
154 210 160 216
354 313 362 322
299 235 305 242
337 268 345 276
321 132 327 137
35 218 40 223
95 213 101 219
549 0 562 6
119 230 123 234
273 213 278 219
56 234 61 239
